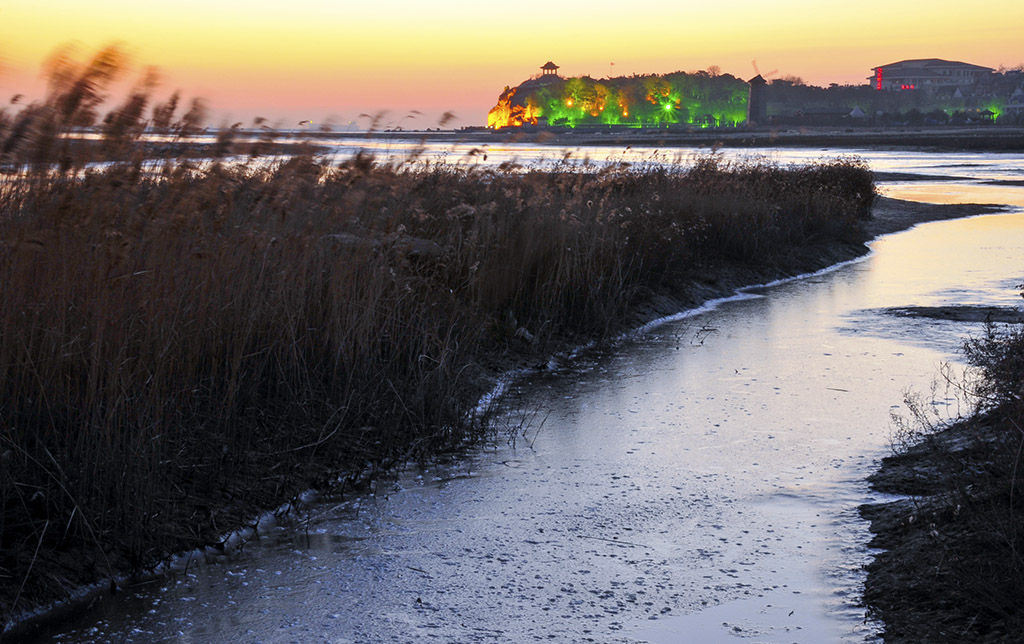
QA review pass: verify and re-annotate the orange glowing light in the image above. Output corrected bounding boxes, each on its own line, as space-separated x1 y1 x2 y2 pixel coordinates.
618 95 631 119
524 97 542 123
487 85 541 129
487 86 516 128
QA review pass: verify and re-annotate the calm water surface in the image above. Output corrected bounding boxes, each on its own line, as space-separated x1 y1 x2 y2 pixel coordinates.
28 150 1024 644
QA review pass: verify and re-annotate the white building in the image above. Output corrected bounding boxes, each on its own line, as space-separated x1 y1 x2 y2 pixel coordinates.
869 59 993 91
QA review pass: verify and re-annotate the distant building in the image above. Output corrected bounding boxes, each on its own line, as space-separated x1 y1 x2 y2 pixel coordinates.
747 74 768 126
541 61 560 77
870 59 993 91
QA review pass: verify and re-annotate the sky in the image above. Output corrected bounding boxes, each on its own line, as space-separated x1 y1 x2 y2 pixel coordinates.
1 0 1022 128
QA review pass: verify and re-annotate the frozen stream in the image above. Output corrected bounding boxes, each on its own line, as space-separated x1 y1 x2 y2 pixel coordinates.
29 152 1024 644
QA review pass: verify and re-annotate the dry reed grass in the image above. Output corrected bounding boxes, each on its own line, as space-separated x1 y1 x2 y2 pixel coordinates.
0 151 873 618
0 45 876 626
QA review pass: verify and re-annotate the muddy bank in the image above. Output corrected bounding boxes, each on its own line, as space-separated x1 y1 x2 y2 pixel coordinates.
883 305 1024 324
861 282 1024 644
864 196 1006 238
861 413 1024 643
0 195 1000 642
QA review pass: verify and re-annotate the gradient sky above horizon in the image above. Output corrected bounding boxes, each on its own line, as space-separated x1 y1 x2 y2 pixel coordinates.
2 0 1022 128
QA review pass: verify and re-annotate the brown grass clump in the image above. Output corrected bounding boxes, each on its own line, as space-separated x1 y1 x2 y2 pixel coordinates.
0 109 875 625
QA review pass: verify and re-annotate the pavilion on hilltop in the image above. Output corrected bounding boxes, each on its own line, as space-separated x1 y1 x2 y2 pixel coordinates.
541 61 560 77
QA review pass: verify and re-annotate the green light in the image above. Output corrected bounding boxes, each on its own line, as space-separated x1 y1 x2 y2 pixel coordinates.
984 101 1003 119
499 71 749 129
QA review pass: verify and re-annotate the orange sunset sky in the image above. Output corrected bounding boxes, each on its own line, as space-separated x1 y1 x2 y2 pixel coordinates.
1 0 1022 128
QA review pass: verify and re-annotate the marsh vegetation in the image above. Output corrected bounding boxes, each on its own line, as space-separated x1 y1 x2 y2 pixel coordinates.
0 45 878 630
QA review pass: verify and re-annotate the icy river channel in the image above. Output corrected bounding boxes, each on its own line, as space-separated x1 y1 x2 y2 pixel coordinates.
28 148 1024 644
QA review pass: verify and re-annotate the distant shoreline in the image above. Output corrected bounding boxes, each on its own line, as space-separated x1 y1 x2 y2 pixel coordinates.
346 125 1024 152
37 126 1023 168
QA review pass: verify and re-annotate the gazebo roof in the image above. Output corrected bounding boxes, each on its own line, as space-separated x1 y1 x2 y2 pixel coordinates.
541 61 559 70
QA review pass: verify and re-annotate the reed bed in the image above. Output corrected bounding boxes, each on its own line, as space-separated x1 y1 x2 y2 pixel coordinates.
0 137 874 620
